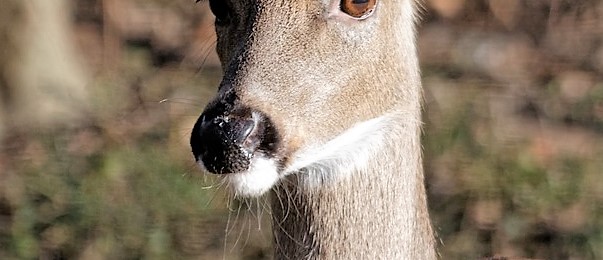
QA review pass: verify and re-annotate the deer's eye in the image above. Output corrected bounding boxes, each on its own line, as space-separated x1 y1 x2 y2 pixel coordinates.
340 0 377 19
208 0 231 26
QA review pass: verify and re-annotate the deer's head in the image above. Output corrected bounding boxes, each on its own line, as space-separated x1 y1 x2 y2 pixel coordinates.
191 0 421 196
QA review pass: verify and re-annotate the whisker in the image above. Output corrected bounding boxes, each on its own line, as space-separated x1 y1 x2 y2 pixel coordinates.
158 98 203 107
196 38 218 74
229 201 245 252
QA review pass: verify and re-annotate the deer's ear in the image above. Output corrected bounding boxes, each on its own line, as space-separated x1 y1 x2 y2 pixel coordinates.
340 0 377 19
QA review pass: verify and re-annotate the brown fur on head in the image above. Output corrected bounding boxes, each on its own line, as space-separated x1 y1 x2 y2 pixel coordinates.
191 0 422 196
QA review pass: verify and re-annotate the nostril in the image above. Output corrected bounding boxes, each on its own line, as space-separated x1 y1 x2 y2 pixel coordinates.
205 116 257 148
227 118 255 146
192 113 261 174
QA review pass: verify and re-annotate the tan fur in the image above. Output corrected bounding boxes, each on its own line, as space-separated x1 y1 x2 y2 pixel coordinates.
211 0 436 258
272 112 436 259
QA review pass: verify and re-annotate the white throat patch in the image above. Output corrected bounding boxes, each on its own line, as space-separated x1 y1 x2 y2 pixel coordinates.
284 115 388 186
217 115 389 197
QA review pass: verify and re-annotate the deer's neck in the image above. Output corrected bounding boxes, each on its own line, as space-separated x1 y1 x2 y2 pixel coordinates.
271 113 436 259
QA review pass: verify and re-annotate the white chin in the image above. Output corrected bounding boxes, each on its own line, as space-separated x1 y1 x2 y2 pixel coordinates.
221 156 280 197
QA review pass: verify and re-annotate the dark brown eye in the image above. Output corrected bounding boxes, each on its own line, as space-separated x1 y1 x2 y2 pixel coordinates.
208 0 231 26
340 0 377 19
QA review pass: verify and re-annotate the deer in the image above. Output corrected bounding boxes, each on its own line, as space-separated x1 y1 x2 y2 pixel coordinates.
190 0 437 258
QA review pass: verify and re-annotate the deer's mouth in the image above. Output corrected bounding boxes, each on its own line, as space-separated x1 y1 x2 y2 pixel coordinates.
190 101 284 197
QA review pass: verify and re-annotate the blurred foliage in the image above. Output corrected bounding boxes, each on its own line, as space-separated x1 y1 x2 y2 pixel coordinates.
424 81 603 259
0 44 234 258
422 0 603 259
0 0 602 259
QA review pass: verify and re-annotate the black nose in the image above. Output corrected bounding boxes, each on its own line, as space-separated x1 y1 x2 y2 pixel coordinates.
191 108 260 174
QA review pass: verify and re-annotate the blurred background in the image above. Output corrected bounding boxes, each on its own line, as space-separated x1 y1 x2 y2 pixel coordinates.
0 0 602 259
